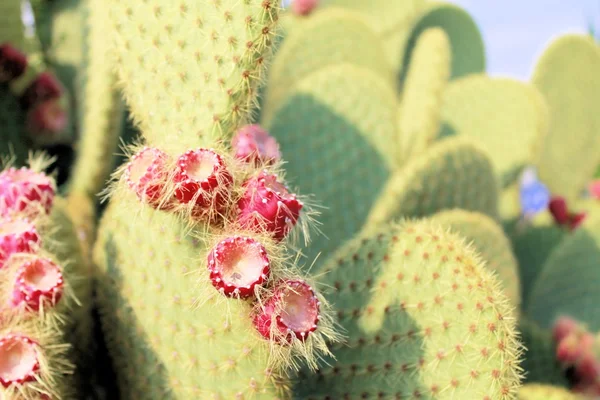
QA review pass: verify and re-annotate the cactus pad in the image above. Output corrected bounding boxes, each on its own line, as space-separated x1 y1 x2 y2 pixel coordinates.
518 384 582 400
293 220 522 399
528 212 600 330
262 8 392 125
106 0 279 151
532 34 600 201
431 209 521 307
267 63 396 265
398 27 450 162
365 137 499 230
441 75 549 183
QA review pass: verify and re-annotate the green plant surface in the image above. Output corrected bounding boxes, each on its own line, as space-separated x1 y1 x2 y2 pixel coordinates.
532 34 600 202
267 63 397 265
293 220 522 399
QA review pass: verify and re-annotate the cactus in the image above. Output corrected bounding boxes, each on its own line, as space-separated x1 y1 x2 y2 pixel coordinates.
293 219 523 399
531 35 600 202
430 209 521 307
518 384 583 400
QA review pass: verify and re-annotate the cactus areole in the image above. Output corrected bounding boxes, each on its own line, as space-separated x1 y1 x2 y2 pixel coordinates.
253 279 320 343
0 335 40 388
207 236 270 298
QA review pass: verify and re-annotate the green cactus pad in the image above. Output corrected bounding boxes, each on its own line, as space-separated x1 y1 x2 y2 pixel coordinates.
503 219 566 311
106 0 279 151
528 212 600 330
441 75 549 183
400 3 485 85
532 34 600 202
267 63 397 265
398 27 450 162
69 0 124 199
261 8 392 126
294 220 522 399
94 191 291 399
518 384 582 400
320 0 425 73
365 137 499 231
518 318 567 387
430 209 521 307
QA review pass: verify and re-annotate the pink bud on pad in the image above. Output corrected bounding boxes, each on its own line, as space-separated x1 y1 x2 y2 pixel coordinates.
207 236 270 298
253 279 320 343
174 149 233 213
0 334 39 388
292 0 319 16
125 147 171 207
231 124 281 165
0 218 40 269
237 171 302 241
0 167 55 218
12 257 64 311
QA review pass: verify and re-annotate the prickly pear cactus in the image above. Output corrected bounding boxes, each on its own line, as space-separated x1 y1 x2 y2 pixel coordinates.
518 384 583 400
293 220 523 399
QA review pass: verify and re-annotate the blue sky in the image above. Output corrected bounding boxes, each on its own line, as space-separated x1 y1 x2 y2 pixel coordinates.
448 0 600 79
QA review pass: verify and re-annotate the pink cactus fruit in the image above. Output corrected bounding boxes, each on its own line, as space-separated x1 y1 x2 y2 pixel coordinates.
0 334 40 388
207 236 270 298
0 167 55 218
174 148 233 215
231 124 281 166
553 316 581 342
0 218 40 269
291 0 319 16
125 147 172 208
575 352 600 385
556 333 583 365
237 171 302 241
12 257 64 311
26 99 68 137
253 279 320 343
0 43 27 82
589 179 600 200
20 72 63 109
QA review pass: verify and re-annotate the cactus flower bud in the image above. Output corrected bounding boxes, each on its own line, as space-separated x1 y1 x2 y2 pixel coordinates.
231 124 281 165
26 99 68 140
549 196 569 225
174 149 233 215
0 218 40 269
0 167 55 218
253 279 320 343
0 43 27 83
125 147 172 208
237 172 302 241
0 334 39 388
207 236 270 298
12 257 63 311
20 72 63 109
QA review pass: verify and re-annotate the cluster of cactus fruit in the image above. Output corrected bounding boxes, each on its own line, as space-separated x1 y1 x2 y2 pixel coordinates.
2 0 600 399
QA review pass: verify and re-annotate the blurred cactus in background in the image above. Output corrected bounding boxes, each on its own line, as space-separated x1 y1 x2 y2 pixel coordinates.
1 0 600 399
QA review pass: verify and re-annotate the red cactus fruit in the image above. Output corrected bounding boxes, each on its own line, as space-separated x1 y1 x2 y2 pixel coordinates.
549 196 570 225
125 147 172 208
569 212 587 231
231 124 281 165
590 179 600 200
553 316 581 342
253 279 320 343
575 352 600 383
0 218 40 269
291 0 319 16
207 236 270 298
0 43 27 82
20 72 63 109
12 257 63 311
0 334 39 388
26 98 68 139
0 167 55 218
237 171 302 241
556 333 584 365
174 148 233 214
